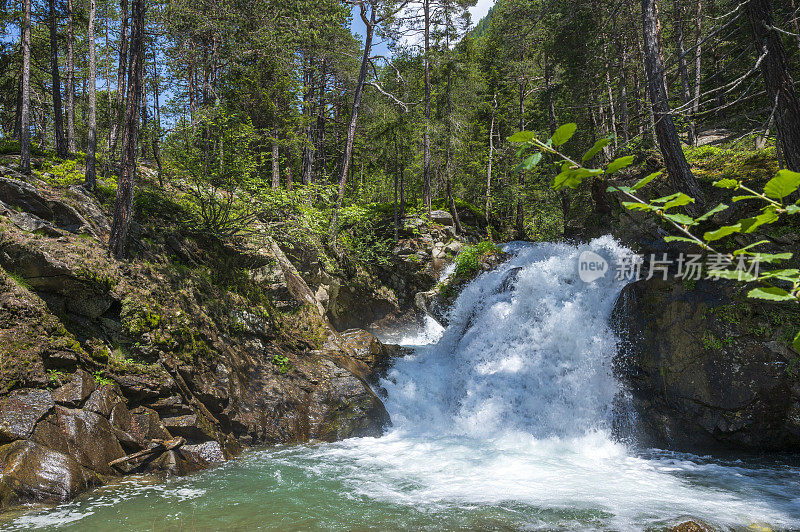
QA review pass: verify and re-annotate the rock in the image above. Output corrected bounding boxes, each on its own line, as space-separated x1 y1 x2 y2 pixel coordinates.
52 369 96 407
148 395 194 417
430 210 454 226
671 520 715 532
161 414 216 442
42 407 126 475
613 276 800 451
145 448 209 475
432 247 446 259
67 185 111 236
84 385 125 417
0 440 101 509
307 359 391 442
445 241 463 254
8 211 62 237
0 177 91 235
125 406 172 444
183 440 225 463
0 389 54 442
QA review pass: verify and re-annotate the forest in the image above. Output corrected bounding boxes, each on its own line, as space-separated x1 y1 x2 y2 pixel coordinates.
1 0 797 254
1 0 800 529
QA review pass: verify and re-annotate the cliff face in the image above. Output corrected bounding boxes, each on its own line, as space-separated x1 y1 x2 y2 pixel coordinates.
613 275 800 451
0 169 461 510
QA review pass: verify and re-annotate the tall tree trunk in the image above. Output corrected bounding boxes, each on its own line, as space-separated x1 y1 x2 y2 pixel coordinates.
330 3 374 237
692 0 702 145
641 0 704 201
316 59 328 178
271 131 280 189
66 0 76 152
151 45 163 185
632 1 658 147
544 53 556 141
516 82 525 239
445 72 463 234
614 17 630 145
109 0 129 158
285 145 293 192
14 75 22 140
746 0 800 171
422 0 432 217
49 0 67 158
20 0 32 174
791 0 800 52
301 56 316 185
85 0 97 190
674 0 696 145
108 0 145 259
485 94 497 236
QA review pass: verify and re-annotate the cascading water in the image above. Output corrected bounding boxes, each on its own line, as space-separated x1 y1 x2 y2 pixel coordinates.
5 238 799 531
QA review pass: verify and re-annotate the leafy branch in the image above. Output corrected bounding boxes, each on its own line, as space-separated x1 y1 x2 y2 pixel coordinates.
510 123 800 353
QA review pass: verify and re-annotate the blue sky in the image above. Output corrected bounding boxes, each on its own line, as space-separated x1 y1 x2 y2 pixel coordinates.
349 0 495 55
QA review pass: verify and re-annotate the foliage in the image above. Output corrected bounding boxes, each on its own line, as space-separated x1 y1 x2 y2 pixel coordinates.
271 354 293 374
512 124 800 355
454 240 501 278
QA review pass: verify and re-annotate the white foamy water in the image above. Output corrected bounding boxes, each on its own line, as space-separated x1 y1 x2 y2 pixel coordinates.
4 238 799 531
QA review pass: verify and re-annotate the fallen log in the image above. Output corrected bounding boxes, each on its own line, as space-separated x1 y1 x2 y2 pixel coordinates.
109 437 186 469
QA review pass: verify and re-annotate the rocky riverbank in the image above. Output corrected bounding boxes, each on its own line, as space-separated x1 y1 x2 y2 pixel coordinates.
0 167 482 510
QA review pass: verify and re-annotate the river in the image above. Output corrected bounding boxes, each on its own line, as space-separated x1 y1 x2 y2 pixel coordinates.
4 238 799 531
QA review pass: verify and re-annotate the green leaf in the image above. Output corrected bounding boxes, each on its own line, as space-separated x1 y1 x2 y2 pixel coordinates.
753 252 793 263
787 205 800 215
622 202 653 211
758 269 799 282
607 185 633 194
663 236 699 243
733 240 770 255
793 330 800 353
582 137 613 162
632 171 662 191
551 123 577 146
732 195 761 202
747 286 797 302
713 178 740 189
650 193 682 204
695 203 728 223
522 152 542 170
704 224 741 241
663 193 695 211
606 156 635 175
708 269 757 282
739 207 780 233
663 213 695 225
508 131 537 143
763 169 800 199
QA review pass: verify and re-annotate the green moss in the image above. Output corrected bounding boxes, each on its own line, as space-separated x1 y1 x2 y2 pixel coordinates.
271 354 293 374
702 331 723 351
120 297 163 336
6 273 32 291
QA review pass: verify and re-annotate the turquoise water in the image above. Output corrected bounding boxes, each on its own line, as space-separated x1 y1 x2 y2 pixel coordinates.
4 240 800 531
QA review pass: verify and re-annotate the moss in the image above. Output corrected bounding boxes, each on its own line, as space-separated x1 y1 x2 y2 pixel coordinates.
75 268 118 291
120 297 163 336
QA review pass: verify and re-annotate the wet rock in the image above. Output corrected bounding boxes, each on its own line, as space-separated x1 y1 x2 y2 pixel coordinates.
0 440 101 509
183 440 225 463
613 276 800 451
84 385 125 417
0 388 54 442
671 520 715 532
127 406 172 443
113 372 175 403
148 395 194 417
161 414 216 442
52 369 96 407
48 407 125 475
145 448 209 475
307 359 391 442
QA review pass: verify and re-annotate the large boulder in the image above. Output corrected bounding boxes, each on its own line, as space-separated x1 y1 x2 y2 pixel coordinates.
0 440 101 509
0 388 54 442
613 276 800 451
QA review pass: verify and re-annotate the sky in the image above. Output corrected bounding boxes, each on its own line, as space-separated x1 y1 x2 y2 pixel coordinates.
350 0 495 56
